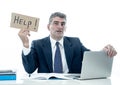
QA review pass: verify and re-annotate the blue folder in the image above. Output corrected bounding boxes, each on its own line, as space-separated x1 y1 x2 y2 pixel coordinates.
0 70 16 80
0 74 16 80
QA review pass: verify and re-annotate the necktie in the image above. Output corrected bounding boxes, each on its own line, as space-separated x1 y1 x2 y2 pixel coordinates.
54 42 63 73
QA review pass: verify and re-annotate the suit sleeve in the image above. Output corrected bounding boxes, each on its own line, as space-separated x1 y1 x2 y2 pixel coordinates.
22 40 39 74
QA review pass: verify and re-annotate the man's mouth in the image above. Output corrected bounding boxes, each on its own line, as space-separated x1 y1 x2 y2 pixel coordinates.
56 30 62 32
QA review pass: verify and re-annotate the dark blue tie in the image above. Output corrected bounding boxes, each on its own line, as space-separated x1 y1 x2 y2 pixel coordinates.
54 42 63 73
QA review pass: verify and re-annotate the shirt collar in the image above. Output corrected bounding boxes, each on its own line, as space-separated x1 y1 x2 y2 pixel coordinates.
50 36 64 48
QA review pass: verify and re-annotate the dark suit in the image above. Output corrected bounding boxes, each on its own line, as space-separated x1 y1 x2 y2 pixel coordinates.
22 36 90 74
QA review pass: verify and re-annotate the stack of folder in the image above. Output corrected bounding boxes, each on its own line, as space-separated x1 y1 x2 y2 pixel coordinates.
0 70 16 80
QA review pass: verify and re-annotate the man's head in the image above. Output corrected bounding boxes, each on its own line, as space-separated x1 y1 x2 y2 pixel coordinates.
47 12 67 41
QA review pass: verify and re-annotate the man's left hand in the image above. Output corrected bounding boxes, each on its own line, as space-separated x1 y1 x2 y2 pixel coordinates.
103 44 117 57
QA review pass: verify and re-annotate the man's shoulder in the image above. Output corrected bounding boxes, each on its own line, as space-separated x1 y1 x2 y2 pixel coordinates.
64 36 80 41
32 36 50 44
64 36 82 44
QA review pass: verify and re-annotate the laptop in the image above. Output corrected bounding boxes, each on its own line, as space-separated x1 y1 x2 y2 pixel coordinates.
78 51 114 80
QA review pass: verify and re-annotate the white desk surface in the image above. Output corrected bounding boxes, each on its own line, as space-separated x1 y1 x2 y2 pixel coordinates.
0 74 119 85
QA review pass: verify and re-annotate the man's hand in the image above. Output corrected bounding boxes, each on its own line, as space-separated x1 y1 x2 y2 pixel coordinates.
18 29 30 48
103 44 117 57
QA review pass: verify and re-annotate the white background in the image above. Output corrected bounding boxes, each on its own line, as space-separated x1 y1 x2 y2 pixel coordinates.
0 0 119 77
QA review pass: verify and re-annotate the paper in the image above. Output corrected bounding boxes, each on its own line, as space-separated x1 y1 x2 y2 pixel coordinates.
28 73 80 80
0 70 16 74
10 13 39 32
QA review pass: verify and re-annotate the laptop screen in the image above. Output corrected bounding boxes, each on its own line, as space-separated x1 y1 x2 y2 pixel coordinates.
80 51 113 79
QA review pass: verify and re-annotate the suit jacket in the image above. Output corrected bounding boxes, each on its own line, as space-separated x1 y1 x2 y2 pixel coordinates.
22 36 90 74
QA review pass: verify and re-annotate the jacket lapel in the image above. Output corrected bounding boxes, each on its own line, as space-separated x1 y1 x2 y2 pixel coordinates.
42 37 53 72
64 37 73 72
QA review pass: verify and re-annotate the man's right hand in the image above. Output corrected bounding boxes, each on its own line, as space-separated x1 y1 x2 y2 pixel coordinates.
18 29 30 48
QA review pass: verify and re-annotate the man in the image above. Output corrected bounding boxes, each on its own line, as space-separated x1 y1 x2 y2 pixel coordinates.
18 12 117 74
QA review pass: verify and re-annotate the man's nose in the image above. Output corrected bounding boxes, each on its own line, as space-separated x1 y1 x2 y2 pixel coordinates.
58 23 63 28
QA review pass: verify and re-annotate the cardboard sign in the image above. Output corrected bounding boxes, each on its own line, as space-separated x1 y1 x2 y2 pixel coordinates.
10 13 39 32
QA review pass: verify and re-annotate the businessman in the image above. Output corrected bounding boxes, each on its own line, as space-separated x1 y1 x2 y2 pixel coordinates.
18 12 117 74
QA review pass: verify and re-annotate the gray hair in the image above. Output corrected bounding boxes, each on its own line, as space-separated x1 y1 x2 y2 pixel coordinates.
48 12 66 24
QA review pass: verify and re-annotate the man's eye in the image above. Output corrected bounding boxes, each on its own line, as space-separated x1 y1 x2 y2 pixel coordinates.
61 23 65 26
54 22 59 25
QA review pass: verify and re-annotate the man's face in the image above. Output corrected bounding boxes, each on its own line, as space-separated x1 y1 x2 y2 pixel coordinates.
48 17 66 40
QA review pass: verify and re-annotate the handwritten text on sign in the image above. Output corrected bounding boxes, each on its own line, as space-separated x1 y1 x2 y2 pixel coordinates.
10 13 39 32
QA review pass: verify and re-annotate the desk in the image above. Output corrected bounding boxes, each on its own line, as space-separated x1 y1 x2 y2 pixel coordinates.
0 75 119 85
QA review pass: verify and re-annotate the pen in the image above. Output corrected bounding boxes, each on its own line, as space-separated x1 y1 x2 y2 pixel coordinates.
29 74 31 77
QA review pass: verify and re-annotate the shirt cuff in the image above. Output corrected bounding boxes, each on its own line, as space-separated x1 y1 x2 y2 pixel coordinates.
22 47 31 55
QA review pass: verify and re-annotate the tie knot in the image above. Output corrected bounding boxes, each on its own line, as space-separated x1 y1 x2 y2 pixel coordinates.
56 42 59 46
